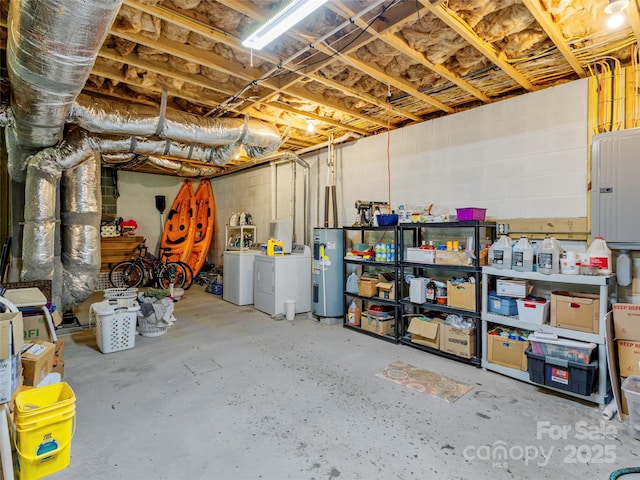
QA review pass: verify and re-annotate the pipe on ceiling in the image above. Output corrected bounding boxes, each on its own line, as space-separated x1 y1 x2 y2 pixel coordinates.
6 0 123 149
68 95 282 165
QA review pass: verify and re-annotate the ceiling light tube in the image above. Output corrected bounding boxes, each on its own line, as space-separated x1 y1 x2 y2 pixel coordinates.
242 0 330 50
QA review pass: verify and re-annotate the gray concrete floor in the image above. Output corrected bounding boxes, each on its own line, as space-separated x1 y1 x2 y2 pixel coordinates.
45 286 637 479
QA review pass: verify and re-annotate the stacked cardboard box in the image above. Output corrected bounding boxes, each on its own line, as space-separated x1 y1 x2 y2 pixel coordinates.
612 303 640 415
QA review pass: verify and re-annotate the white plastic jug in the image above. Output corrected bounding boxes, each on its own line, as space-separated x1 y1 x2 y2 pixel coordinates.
346 273 359 294
587 236 612 275
512 236 534 272
537 236 560 275
489 235 512 269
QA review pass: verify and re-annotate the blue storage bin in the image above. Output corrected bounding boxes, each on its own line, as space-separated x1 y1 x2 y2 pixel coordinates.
488 291 518 316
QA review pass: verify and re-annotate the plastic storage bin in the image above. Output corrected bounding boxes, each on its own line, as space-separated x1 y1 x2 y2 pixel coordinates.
527 333 596 365
488 291 518 316
90 299 140 353
621 376 640 439
525 347 598 396
516 297 550 324
456 208 486 221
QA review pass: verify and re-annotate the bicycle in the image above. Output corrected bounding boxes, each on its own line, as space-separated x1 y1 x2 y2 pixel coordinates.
108 240 193 290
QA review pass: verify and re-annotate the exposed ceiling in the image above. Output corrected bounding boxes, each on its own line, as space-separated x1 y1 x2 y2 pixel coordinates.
1 0 639 177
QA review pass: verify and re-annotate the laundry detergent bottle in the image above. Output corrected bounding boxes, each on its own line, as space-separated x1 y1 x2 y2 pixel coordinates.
347 299 360 327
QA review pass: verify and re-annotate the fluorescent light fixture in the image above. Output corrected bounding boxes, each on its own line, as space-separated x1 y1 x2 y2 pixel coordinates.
604 0 629 14
242 0 330 50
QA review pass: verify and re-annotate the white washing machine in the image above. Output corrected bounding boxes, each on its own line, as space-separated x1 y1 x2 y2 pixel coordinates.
253 244 311 316
223 250 260 306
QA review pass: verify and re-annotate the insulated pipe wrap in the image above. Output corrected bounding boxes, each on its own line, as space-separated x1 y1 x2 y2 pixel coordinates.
21 159 60 285
61 155 101 308
69 95 282 160
7 0 123 148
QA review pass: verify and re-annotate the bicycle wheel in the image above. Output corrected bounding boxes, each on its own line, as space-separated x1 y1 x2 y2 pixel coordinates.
157 262 190 289
109 261 145 288
175 261 194 289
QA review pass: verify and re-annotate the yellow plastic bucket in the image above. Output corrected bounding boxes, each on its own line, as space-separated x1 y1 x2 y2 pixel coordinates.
14 383 76 480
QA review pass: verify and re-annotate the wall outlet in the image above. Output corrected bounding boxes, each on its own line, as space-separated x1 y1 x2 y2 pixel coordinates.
497 223 509 235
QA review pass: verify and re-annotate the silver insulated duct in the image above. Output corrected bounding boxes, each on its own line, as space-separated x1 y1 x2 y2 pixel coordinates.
6 0 123 149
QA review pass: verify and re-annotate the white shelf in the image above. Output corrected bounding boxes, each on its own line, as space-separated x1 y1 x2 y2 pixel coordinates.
482 266 615 286
225 225 256 251
481 267 614 406
480 359 607 404
481 312 603 344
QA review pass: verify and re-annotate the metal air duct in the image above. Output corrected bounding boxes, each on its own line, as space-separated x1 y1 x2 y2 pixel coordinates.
6 0 123 149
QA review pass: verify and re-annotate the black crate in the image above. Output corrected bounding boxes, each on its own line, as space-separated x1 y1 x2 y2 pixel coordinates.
525 347 598 396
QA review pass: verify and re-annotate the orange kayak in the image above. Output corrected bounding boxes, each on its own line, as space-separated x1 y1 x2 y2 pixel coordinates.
160 180 196 263
185 180 215 275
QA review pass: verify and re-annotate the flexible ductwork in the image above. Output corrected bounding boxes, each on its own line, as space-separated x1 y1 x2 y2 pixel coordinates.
6 0 284 309
6 0 122 149
69 95 282 164
61 156 101 308
139 157 222 177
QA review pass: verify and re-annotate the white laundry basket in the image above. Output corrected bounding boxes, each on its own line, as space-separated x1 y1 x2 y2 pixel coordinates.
90 299 140 354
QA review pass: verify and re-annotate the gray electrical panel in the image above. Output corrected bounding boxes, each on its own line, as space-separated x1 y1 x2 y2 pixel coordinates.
591 129 640 246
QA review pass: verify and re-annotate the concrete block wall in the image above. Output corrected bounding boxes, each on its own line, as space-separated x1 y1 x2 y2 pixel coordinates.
115 78 589 264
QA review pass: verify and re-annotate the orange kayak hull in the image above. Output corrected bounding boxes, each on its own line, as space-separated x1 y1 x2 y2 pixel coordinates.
186 180 215 275
160 180 196 263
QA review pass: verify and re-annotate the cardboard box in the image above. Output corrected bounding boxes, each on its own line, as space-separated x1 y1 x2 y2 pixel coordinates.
357 277 378 297
360 312 394 336
613 303 640 340
21 340 55 387
436 250 469 266
51 359 64 377
376 273 395 300
407 317 444 350
22 310 62 342
617 339 640 377
442 324 476 359
487 334 528 371
0 312 24 403
406 248 436 264
551 291 600 334
496 278 529 298
447 281 476 311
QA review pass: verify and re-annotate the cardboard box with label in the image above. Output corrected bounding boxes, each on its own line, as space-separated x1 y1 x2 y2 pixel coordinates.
496 278 529 298
442 324 476 359
613 303 640 377
487 334 528 371
0 312 24 403
551 291 600 334
447 281 476 311
22 310 62 343
407 317 444 350
21 340 56 386
360 312 394 336
376 273 395 300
